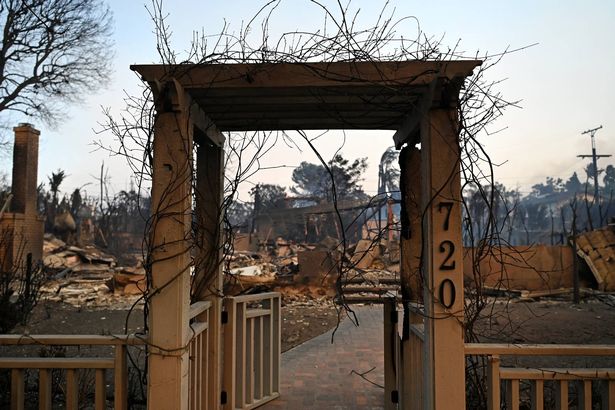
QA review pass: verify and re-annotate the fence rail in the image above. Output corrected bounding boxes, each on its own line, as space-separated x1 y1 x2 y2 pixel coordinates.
223 292 281 410
466 343 615 410
0 334 146 410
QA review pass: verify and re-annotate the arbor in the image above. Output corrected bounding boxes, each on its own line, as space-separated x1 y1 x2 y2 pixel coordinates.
291 154 368 202
0 0 112 128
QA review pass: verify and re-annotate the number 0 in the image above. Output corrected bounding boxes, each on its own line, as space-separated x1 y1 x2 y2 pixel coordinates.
438 279 456 309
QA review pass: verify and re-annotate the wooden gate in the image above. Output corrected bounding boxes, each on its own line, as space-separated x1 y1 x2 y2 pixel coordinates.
222 292 281 409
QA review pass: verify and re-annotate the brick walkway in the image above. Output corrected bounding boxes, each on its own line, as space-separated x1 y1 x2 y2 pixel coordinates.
261 305 385 410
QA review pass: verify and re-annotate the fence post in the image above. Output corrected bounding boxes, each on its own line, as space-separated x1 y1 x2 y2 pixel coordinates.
114 343 128 410
505 379 520 410
531 380 544 410
487 355 500 410
11 369 25 410
555 380 569 410
39 369 52 410
601 380 615 410
272 295 281 395
223 297 237 409
384 298 397 410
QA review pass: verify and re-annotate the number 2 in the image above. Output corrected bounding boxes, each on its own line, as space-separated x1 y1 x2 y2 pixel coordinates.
439 240 455 270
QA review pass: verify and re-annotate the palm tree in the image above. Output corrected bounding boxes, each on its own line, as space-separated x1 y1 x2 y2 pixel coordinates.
46 169 66 231
48 169 66 207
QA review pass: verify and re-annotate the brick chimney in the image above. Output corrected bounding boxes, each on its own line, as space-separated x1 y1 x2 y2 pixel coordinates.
11 123 40 215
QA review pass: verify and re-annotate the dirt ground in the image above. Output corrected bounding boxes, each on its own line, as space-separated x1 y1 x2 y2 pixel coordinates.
6 293 615 353
475 298 615 345
6 296 340 354
473 296 615 368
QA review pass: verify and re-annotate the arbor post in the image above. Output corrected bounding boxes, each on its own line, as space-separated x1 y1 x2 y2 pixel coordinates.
148 82 193 410
421 107 465 410
399 145 423 408
194 131 225 410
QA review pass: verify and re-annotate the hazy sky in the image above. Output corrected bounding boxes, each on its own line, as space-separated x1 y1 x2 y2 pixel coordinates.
1 0 614 201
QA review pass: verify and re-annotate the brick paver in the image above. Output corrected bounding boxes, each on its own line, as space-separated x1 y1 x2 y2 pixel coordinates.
261 305 385 409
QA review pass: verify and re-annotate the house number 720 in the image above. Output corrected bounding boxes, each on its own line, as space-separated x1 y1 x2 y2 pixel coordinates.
437 201 456 308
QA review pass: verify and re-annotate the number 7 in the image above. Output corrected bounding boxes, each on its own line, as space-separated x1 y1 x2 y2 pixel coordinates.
438 202 453 231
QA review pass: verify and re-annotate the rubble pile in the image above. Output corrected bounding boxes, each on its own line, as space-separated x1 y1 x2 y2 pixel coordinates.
43 234 116 276
40 234 145 308
111 266 147 295
224 236 400 298
39 231 401 307
225 248 300 287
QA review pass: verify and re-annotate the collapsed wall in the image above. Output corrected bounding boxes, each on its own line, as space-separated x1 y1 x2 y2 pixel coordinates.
575 227 615 291
463 245 575 291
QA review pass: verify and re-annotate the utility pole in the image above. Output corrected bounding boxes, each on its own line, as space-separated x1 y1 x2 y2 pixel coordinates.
577 125 611 201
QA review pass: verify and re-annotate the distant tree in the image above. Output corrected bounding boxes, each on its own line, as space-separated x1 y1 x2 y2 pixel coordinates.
604 165 615 197
583 161 604 184
291 154 368 202
89 187 151 251
464 184 487 243
378 146 400 194
69 188 82 217
47 169 66 207
525 202 549 231
0 172 8 191
44 169 66 231
0 172 9 211
531 177 564 196
462 182 520 245
500 185 524 243
290 162 323 198
0 134 8 155
225 201 253 228
0 0 113 128
250 184 286 213
565 172 583 194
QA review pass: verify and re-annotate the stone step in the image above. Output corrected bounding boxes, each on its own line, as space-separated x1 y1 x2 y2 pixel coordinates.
341 277 400 285
341 285 400 294
338 295 402 304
